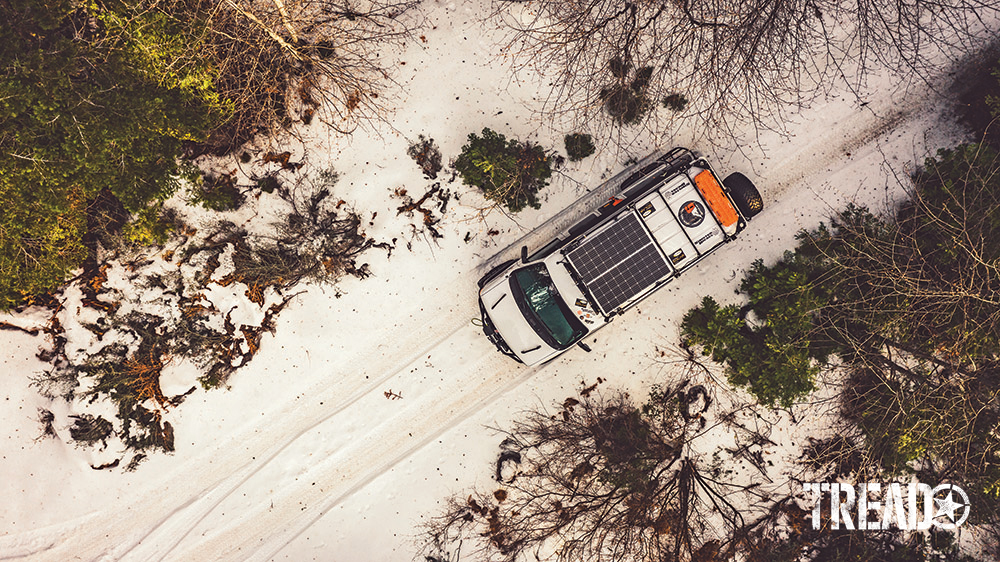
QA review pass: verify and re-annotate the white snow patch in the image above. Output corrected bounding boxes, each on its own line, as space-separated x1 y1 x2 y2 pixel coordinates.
159 357 203 397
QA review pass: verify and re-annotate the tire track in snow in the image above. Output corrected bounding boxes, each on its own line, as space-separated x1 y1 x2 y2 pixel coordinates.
259 356 542 562
730 69 973 207
752 105 914 203
160 337 540 562
124 321 472 562
3 296 474 562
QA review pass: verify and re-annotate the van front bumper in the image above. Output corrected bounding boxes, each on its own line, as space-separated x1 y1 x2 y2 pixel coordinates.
478 298 523 364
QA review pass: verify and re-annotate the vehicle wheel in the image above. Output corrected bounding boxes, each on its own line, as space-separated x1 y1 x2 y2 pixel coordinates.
723 172 763 219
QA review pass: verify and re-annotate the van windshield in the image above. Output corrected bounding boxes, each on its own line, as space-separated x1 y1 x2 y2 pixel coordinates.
510 263 587 349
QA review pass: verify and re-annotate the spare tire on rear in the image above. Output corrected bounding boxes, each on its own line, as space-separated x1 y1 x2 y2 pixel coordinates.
723 172 763 219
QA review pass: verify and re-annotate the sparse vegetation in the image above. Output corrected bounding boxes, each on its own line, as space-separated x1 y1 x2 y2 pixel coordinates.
490 0 1000 135
663 93 689 112
740 513 983 562
599 60 653 125
189 173 245 212
36 408 57 440
423 382 778 562
407 135 444 179
68 414 115 448
393 184 453 241
27 166 384 466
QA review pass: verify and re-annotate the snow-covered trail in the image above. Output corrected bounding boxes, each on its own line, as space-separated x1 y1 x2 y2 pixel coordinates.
2 75 968 562
156 343 539 562
2 0 992 558
1 265 485 561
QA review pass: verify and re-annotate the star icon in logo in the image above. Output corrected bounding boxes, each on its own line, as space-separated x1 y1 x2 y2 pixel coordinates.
935 491 965 521
932 484 970 529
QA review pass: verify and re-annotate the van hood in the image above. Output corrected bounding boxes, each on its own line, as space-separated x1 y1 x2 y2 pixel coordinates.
479 278 560 366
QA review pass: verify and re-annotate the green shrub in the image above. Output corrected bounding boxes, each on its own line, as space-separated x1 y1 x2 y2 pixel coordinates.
681 294 820 409
256 174 281 194
121 204 176 246
564 133 596 162
601 86 649 125
600 60 654 125
0 0 231 309
680 245 835 408
453 128 553 212
190 173 244 211
662 93 688 112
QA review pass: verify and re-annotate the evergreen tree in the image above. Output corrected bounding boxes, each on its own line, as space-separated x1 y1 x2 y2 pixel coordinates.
453 128 552 213
0 0 230 308
681 143 1000 539
563 132 595 162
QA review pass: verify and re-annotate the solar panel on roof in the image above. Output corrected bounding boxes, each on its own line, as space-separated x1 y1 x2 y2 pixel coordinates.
566 213 673 313
584 244 672 312
568 214 650 281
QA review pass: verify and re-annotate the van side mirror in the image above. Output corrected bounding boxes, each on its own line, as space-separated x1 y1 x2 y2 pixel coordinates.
577 341 592 352
521 245 528 263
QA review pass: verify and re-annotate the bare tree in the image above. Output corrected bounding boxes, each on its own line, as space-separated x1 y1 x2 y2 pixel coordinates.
109 0 421 155
217 0 420 131
421 384 788 562
490 0 1000 140
760 144 1000 552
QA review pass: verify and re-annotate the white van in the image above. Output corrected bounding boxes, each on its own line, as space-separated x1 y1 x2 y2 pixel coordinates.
477 148 763 366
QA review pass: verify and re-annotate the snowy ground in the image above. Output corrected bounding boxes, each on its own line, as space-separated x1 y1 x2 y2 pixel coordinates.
0 1 990 561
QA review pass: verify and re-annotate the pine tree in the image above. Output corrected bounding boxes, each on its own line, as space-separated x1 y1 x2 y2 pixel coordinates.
0 0 230 308
453 128 552 213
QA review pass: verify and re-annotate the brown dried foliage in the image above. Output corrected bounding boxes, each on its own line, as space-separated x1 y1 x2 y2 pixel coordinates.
124 349 169 409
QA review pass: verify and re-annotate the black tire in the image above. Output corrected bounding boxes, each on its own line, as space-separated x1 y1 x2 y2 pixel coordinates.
723 172 763 219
